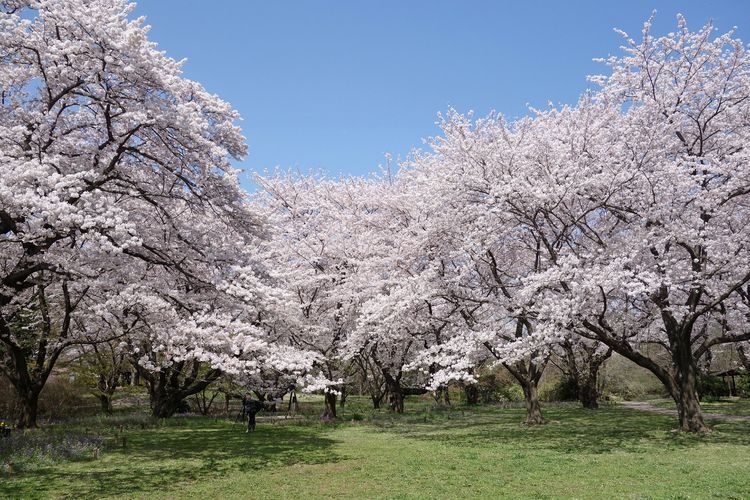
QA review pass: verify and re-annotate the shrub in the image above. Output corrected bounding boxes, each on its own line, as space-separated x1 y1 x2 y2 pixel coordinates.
737 374 750 396
0 374 98 424
697 374 730 400
541 377 579 402
500 384 525 402
476 371 524 403
39 376 96 421
598 363 666 401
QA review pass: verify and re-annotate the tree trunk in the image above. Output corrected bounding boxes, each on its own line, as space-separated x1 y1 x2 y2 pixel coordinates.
520 381 546 425
578 361 604 410
151 395 181 419
578 380 598 409
389 388 405 413
464 383 479 405
322 391 337 420
559 341 611 410
136 361 221 419
381 369 420 414
433 386 451 407
99 394 113 414
97 374 116 415
16 389 40 429
288 391 298 415
672 354 709 433
371 393 382 409
581 317 712 433
503 359 547 425
340 386 347 408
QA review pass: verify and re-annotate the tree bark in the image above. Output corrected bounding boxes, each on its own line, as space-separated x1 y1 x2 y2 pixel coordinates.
504 360 547 425
559 341 611 410
672 343 709 433
151 394 182 419
287 390 298 414
433 386 451 407
99 394 113 414
578 380 599 409
581 318 710 433
96 373 117 415
382 371 427 413
322 391 337 420
389 388 405 413
136 361 221 419
1 284 74 429
520 380 546 425
16 387 40 429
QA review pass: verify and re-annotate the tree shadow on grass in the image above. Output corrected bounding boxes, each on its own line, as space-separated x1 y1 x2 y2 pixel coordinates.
1 419 340 498
370 405 750 455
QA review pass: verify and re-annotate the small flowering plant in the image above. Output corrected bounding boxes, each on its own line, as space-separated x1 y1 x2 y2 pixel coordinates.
0 421 10 438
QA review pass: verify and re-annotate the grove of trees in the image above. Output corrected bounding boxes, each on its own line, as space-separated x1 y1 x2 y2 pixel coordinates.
1 1 749 433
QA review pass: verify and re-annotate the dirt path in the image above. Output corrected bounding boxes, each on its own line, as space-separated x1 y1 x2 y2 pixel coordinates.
620 401 750 423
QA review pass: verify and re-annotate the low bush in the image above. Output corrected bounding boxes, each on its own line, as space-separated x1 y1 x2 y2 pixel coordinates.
0 375 97 425
476 371 525 403
541 377 579 402
697 374 730 400
737 374 750 396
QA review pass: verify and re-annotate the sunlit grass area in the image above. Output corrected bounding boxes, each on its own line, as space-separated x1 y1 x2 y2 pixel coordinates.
2 400 749 499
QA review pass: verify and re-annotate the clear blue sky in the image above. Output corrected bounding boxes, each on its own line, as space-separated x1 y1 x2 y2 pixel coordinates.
133 1 750 190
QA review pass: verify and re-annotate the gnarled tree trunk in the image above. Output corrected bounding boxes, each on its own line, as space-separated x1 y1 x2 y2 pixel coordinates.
582 317 711 433
578 379 599 410
672 341 709 433
136 360 221 419
96 373 118 415
520 380 545 425
560 341 612 410
382 369 428 414
99 394 113 414
16 386 41 429
1 283 75 429
322 391 337 420
504 359 548 425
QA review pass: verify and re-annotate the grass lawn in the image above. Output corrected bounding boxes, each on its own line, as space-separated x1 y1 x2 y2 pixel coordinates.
2 401 749 499
649 397 750 417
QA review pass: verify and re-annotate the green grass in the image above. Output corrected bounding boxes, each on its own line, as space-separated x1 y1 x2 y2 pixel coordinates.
2 401 749 499
649 397 750 417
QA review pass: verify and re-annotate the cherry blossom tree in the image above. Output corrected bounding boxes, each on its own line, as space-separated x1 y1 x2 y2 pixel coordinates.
738 343 750 373
554 339 612 409
392 111 563 425
402 15 750 431
515 18 750 432
340 175 454 413
0 0 283 425
253 173 370 419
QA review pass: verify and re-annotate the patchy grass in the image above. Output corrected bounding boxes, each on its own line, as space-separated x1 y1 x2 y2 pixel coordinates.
649 397 750 417
1 402 749 499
